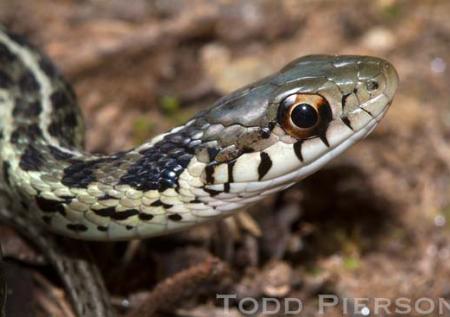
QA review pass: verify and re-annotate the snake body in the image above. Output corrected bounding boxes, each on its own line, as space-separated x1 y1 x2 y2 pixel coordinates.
0 27 399 241
0 26 398 315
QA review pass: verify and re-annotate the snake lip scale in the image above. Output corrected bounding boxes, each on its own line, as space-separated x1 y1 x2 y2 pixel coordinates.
0 26 399 241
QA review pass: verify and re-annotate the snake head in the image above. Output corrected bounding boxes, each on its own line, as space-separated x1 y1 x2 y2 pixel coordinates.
271 55 399 138
191 55 398 198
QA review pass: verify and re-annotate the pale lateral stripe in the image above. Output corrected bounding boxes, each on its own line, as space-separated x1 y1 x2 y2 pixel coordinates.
0 90 17 170
0 91 14 142
0 31 79 153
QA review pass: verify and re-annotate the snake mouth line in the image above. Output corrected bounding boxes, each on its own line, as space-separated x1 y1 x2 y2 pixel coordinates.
204 101 388 199
197 115 382 216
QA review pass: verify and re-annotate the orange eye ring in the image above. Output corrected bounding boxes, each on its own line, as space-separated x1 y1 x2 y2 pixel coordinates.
277 93 332 139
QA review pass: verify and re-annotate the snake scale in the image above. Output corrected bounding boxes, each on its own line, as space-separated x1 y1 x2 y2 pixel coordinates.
0 25 398 316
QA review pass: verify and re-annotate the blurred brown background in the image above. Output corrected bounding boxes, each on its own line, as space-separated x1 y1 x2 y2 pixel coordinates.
1 0 450 316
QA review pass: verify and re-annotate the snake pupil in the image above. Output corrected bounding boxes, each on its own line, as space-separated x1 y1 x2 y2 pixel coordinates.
291 103 318 129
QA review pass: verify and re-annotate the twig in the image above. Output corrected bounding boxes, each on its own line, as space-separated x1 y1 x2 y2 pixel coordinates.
126 256 229 317
33 272 76 317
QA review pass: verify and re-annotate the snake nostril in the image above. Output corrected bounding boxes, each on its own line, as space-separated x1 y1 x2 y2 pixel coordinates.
366 80 379 91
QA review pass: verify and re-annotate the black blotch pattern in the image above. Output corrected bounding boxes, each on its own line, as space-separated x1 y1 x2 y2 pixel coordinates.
27 124 43 139
316 102 333 146
0 42 16 63
11 124 44 145
10 129 20 144
93 207 116 217
97 226 108 232
138 213 154 221
258 152 272 180
66 223 88 232
207 147 220 161
48 121 65 139
48 120 75 147
18 70 40 93
293 141 303 161
64 112 78 127
341 116 353 130
61 158 108 188
168 213 182 221
48 145 74 160
50 90 71 110
61 152 128 188
150 200 172 209
204 188 221 196
47 89 78 148
150 200 163 206
20 145 45 171
39 57 58 78
2 161 11 186
242 146 254 153
320 134 330 147
228 160 236 183
111 209 139 221
13 98 42 117
118 129 200 191
35 196 65 214
0 70 12 88
204 164 215 184
341 92 351 109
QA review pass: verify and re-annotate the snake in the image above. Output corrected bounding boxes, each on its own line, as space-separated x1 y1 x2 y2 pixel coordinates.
0 25 398 316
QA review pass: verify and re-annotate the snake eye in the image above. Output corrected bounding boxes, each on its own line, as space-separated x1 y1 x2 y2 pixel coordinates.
278 93 332 139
